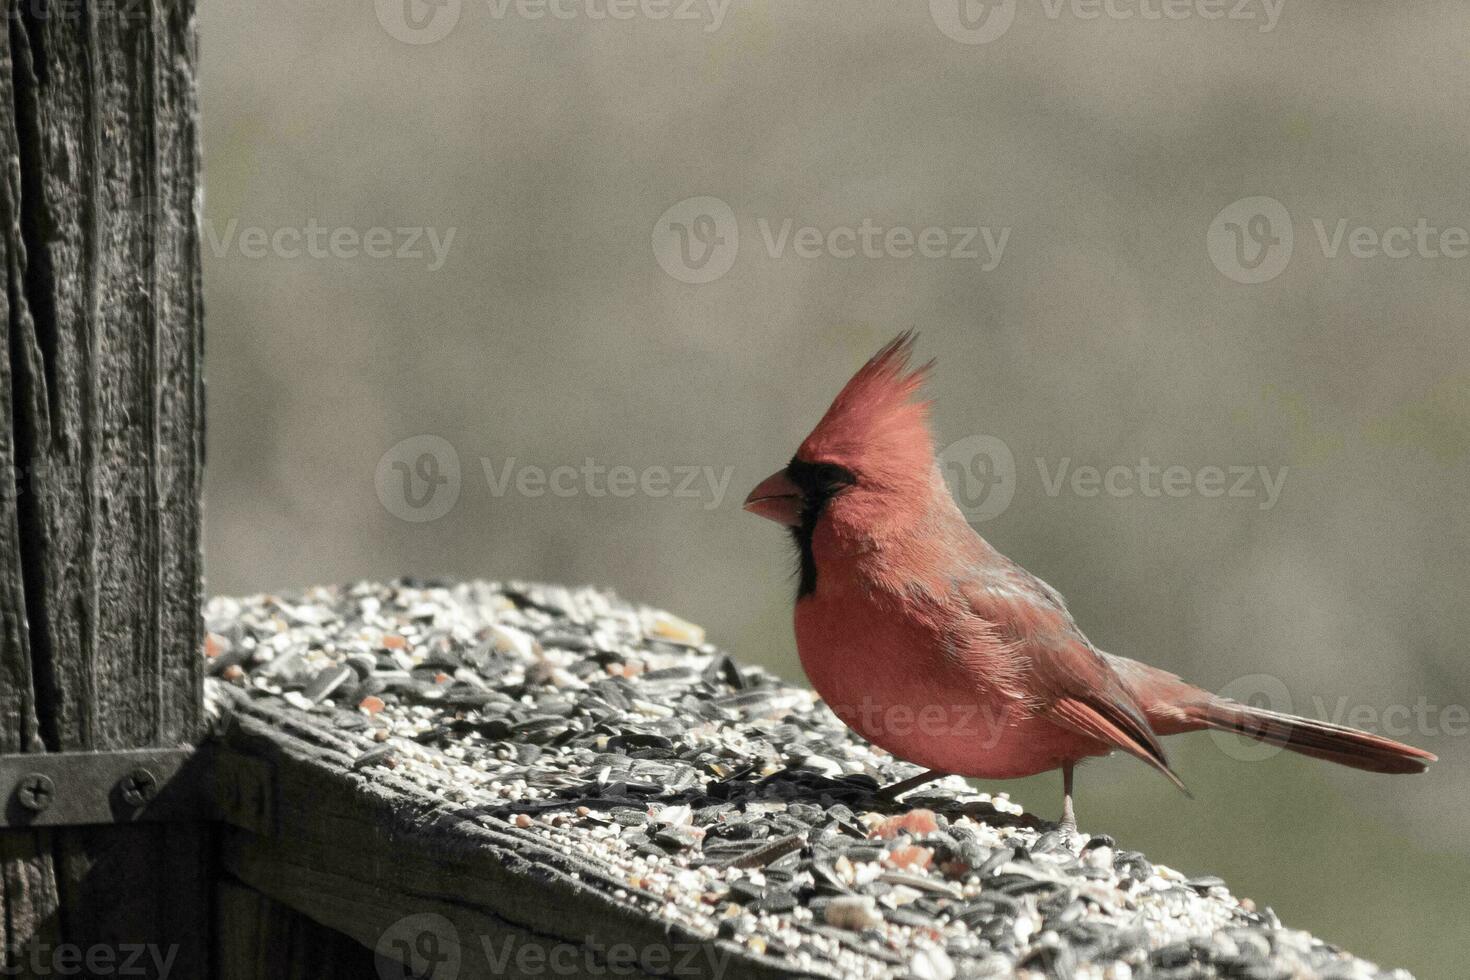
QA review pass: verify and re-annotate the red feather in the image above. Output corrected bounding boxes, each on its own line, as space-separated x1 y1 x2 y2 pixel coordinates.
797 331 936 491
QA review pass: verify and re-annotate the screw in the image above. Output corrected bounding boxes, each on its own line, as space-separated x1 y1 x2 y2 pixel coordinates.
120 767 158 807
16 773 54 813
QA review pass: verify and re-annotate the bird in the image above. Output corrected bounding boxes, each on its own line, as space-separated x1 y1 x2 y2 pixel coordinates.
743 332 1435 830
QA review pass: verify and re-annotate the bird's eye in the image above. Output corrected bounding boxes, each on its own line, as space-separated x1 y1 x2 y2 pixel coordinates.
815 463 856 489
786 459 857 496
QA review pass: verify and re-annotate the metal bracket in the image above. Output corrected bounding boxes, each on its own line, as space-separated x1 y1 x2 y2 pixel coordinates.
212 747 277 837
0 747 206 829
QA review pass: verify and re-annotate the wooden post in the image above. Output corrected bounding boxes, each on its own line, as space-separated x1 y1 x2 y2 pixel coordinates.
0 0 205 974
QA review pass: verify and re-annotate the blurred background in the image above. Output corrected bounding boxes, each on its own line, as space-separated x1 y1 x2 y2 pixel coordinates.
200 2 1468 974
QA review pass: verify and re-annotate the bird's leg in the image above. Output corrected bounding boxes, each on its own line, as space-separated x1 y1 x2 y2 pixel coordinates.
877 768 946 801
1060 762 1077 834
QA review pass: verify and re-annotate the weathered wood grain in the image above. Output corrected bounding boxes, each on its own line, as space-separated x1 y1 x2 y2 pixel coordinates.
217 879 378 980
0 0 206 973
214 699 814 980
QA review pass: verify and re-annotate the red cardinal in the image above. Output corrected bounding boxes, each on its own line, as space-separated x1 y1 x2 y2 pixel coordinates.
744 333 1434 828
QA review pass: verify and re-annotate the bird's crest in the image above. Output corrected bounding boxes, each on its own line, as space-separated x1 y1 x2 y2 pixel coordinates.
798 332 936 477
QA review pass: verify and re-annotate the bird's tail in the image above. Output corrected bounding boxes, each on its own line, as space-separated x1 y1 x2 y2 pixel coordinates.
1185 700 1437 775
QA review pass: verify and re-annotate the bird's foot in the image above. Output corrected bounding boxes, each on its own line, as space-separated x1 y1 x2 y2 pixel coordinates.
1059 762 1079 839
1058 764 1081 834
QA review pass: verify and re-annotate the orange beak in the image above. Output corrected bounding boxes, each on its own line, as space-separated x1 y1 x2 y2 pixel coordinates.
743 470 803 527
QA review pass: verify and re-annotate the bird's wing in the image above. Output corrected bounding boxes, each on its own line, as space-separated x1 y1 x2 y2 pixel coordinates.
1098 650 1213 735
955 558 1186 790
